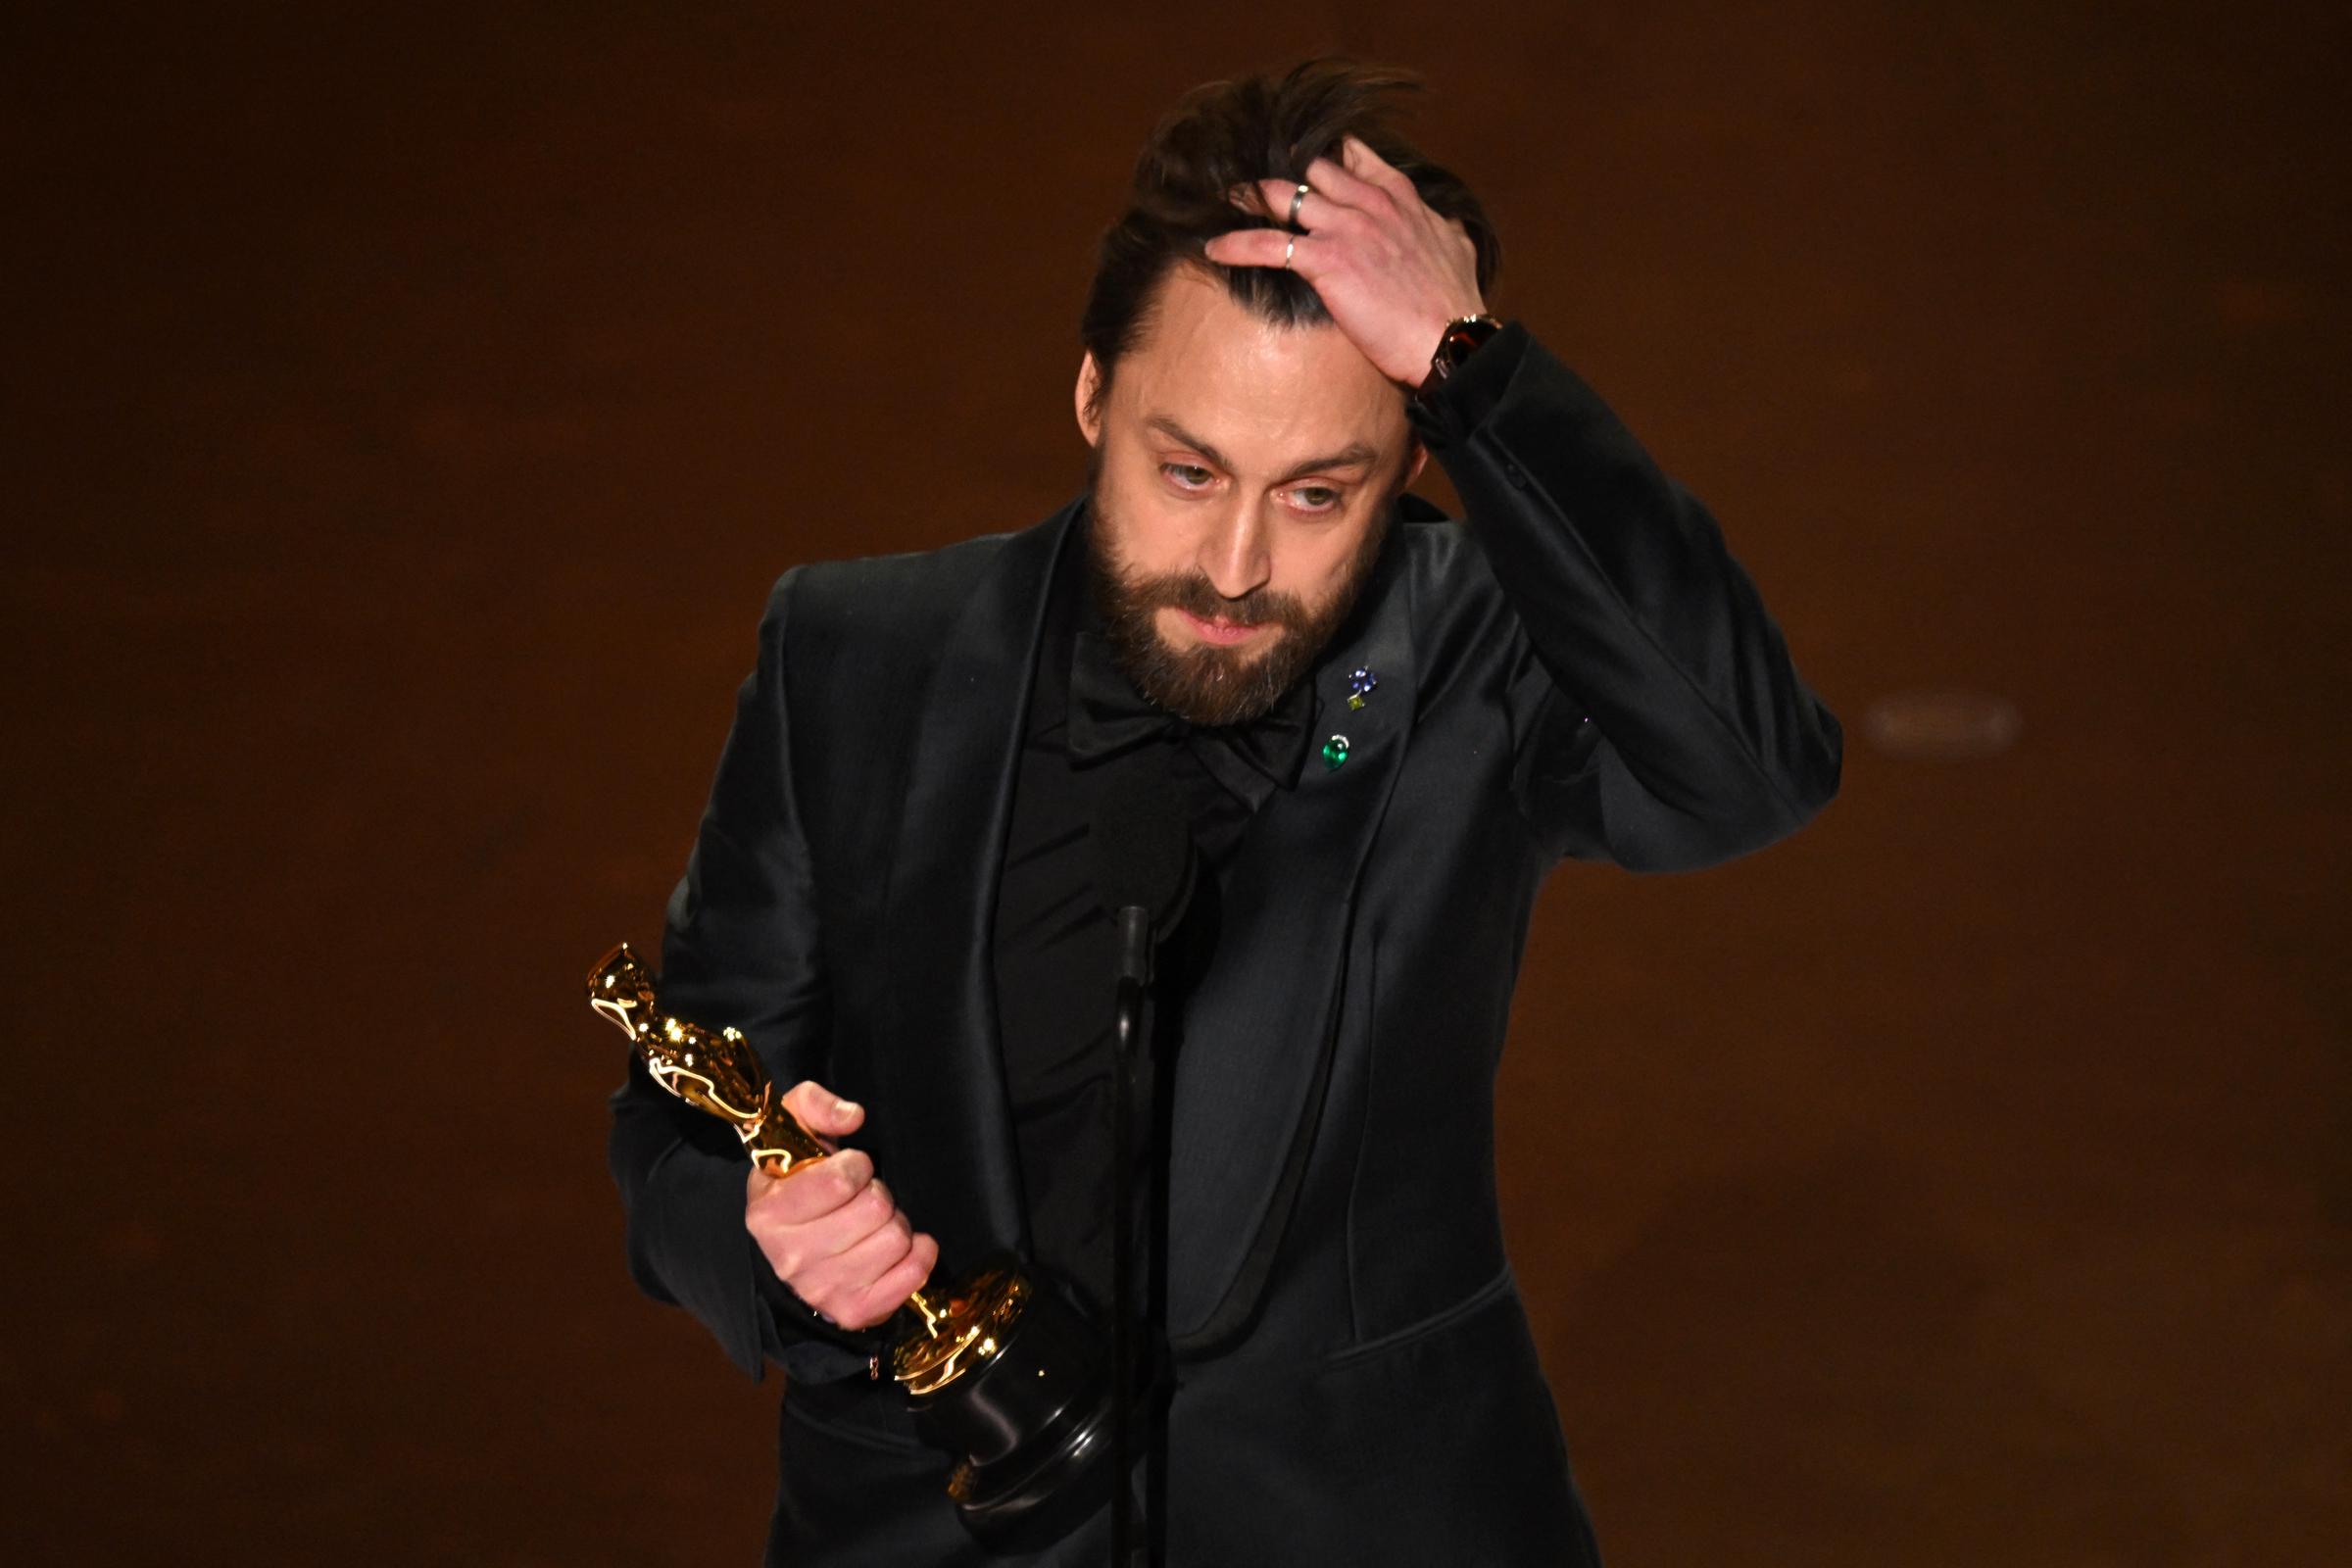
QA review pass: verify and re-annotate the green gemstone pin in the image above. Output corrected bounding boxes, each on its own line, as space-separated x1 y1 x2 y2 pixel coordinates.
1321 733 1351 770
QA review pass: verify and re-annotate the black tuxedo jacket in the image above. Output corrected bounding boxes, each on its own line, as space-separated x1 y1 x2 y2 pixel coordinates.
608 323 1842 1565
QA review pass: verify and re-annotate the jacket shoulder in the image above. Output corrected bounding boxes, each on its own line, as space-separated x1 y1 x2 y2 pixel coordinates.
1391 503 1518 667
775 529 1015 654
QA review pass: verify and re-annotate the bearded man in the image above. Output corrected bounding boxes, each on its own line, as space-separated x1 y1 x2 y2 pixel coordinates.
608 58 1841 1567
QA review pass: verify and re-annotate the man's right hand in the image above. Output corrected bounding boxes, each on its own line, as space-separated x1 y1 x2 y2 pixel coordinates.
744 1081 940 1332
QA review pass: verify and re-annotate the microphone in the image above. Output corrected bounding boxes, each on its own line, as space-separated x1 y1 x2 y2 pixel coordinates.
1092 770 1197 986
1089 771 1195 1567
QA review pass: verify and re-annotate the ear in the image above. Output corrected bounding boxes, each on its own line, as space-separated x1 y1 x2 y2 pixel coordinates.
1074 352 1104 447
1403 438 1429 487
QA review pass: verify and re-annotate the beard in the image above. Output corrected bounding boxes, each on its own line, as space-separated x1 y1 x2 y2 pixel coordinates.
1084 464 1394 728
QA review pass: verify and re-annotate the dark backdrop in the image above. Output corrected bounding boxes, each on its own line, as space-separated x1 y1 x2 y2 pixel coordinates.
6 3 2345 1563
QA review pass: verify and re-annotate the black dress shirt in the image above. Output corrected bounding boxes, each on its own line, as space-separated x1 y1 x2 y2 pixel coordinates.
990 515 1313 1318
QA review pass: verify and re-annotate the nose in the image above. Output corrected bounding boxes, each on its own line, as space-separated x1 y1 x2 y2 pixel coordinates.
1199 498 1273 605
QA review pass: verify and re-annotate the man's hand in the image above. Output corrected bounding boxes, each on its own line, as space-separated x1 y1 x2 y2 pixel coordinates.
744 1080 940 1332
1200 134 1486 389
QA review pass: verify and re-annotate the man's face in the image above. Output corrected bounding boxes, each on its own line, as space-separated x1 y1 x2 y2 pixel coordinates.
1075 264 1428 726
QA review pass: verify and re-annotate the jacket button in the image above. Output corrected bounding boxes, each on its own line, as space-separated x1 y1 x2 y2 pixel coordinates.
1501 459 1528 489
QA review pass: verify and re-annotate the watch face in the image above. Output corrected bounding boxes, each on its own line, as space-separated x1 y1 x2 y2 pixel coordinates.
1446 318 1501 355
1418 317 1500 398
1438 318 1498 369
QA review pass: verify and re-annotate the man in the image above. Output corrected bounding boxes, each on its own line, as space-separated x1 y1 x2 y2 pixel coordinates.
608 58 1840 1566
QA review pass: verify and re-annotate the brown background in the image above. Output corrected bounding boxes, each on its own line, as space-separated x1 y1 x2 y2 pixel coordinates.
6 2 2346 1563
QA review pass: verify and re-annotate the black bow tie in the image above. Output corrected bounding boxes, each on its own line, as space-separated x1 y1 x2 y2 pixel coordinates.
1066 625 1317 812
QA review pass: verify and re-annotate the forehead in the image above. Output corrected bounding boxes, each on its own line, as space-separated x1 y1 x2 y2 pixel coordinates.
1113 265 1409 466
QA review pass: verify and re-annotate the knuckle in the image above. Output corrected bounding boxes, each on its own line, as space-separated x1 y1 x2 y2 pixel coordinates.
780 1189 832 1228
825 1156 869 1201
766 1178 820 1221
831 1198 875 1243
822 1206 870 1250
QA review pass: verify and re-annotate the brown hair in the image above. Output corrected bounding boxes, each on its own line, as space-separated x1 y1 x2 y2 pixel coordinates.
1079 57 1501 423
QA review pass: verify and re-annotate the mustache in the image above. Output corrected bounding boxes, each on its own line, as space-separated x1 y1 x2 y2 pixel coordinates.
1119 569 1311 631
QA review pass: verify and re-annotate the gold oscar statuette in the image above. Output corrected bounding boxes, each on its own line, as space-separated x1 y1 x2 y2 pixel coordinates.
588 942 1114 1539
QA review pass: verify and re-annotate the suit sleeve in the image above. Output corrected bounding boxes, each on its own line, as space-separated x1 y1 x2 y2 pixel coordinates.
1406 322 1843 871
606 566 877 1384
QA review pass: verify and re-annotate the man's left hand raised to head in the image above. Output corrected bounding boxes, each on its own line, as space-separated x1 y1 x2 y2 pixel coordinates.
1201 133 1487 389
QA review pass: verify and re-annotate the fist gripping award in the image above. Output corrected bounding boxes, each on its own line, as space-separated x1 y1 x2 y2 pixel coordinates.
588 942 1115 1539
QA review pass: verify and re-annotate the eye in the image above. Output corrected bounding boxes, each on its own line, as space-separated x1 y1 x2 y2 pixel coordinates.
1289 485 1343 514
1161 463 1214 491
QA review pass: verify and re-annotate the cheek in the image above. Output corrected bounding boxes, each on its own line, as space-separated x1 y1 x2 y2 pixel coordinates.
1102 476 1196 574
1288 525 1374 600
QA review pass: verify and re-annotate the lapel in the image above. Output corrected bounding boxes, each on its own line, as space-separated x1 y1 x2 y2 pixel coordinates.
1161 531 1422 1342
872 497 1080 1265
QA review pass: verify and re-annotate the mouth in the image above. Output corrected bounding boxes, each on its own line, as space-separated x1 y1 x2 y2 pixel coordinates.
1171 608 1270 648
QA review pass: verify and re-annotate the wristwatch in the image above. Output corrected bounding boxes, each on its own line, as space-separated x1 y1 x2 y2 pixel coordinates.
1414 314 1503 402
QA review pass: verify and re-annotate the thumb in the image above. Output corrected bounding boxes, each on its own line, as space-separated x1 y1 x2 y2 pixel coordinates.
783 1079 865 1138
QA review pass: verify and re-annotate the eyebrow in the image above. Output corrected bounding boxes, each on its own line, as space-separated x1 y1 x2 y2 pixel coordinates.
1143 415 1380 484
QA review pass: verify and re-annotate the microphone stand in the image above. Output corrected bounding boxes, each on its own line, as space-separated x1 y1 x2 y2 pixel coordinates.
1109 904 1152 1568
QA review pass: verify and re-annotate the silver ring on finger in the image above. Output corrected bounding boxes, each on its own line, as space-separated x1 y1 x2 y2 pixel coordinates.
1287 180 1309 226
1283 234 1296 269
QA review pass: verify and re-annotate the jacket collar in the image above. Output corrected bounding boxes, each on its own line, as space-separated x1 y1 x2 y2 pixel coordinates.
1161 524 1420 1343
872 498 1081 1261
